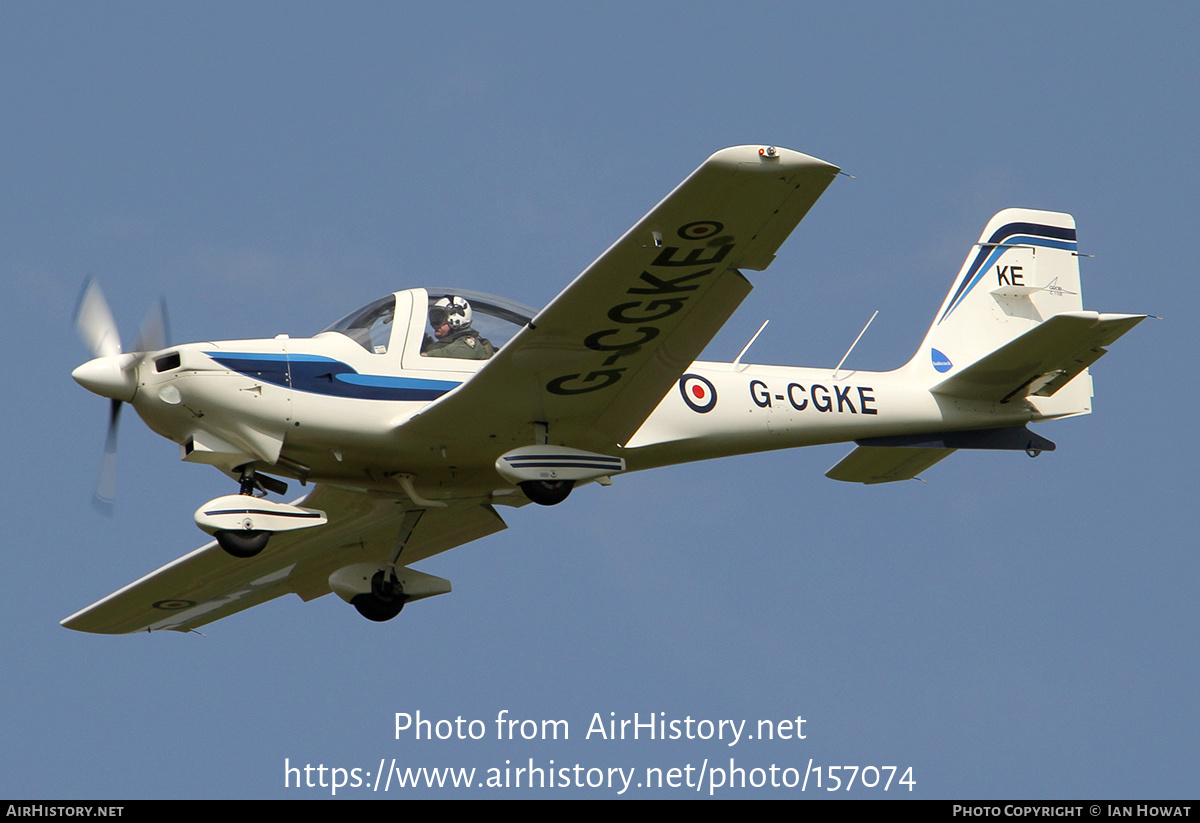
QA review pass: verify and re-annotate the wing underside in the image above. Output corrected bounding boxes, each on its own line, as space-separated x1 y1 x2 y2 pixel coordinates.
62 486 506 634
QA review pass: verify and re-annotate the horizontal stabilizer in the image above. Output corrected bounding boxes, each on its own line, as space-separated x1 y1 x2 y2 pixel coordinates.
826 446 955 484
931 311 1145 403
857 425 1055 452
828 425 1057 484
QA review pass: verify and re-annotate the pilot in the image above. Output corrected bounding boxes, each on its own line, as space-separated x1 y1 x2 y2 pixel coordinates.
421 295 495 360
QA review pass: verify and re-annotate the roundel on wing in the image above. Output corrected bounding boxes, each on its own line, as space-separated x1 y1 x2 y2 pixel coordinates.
679 374 717 413
153 599 196 611
677 221 724 240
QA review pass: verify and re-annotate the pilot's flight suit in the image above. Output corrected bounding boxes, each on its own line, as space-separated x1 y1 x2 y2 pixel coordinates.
423 328 495 360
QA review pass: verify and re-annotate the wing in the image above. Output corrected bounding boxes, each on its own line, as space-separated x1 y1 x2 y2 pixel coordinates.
403 146 839 453
61 485 506 634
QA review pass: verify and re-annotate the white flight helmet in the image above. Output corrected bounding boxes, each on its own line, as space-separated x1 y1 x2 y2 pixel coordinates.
430 295 472 330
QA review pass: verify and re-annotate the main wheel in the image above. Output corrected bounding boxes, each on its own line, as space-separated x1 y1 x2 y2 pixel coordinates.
215 529 271 558
351 571 407 622
519 479 574 506
352 594 406 622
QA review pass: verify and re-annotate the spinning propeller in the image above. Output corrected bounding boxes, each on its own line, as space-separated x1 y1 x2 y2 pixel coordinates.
72 279 169 512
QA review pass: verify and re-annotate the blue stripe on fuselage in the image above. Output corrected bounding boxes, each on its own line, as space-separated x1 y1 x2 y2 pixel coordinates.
204 352 460 401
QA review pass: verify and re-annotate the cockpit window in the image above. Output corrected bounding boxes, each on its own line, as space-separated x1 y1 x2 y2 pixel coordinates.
321 295 395 353
420 288 534 360
321 289 535 363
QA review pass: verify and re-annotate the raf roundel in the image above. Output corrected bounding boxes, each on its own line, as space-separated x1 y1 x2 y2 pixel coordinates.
152 599 196 611
677 221 724 240
679 374 718 413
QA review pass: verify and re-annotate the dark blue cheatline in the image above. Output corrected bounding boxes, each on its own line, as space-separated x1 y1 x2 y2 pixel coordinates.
500 454 624 471
204 352 461 401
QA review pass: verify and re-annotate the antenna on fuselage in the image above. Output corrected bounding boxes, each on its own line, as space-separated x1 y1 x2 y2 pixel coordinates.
731 319 770 370
832 310 878 379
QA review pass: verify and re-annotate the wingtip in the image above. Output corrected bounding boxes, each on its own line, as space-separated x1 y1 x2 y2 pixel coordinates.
707 145 840 174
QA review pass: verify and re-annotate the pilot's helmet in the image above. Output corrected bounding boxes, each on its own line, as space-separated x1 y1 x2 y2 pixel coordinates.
430 295 472 330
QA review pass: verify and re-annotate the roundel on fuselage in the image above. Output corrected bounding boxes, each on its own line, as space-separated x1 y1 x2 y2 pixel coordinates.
679 374 717 413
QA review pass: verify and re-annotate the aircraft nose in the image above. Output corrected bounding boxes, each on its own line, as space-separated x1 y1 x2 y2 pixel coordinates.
72 354 138 402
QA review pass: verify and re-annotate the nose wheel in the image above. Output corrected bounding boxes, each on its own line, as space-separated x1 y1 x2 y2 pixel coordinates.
211 468 276 558
214 529 271 558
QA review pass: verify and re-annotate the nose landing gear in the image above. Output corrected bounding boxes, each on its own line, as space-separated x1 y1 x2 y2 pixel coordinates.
194 468 328 559
214 528 272 558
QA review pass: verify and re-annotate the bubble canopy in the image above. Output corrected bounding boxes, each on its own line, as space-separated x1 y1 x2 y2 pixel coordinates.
321 288 536 356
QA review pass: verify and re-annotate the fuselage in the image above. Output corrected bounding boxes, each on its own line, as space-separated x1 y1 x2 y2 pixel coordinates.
97 286 1039 502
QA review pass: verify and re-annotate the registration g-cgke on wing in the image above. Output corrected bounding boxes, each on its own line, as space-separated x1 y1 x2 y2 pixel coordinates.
65 145 1144 633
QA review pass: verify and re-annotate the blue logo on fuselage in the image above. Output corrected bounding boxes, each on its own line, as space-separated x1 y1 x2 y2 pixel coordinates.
931 348 953 373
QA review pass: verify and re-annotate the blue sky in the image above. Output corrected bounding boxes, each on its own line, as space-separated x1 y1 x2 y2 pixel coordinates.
3 2 1196 798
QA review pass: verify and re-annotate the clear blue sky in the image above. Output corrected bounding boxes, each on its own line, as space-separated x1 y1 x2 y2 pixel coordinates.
4 2 1196 798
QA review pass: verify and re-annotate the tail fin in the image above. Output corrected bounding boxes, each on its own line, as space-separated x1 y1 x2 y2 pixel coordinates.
907 209 1143 419
912 208 1083 377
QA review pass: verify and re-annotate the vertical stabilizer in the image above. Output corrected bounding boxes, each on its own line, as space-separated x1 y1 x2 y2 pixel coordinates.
909 209 1082 383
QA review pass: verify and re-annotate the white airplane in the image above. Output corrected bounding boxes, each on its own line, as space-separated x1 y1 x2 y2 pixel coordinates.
64 145 1144 634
